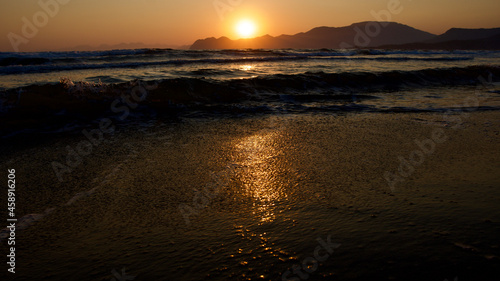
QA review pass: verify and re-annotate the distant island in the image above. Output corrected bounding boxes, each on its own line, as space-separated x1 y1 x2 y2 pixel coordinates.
190 22 500 50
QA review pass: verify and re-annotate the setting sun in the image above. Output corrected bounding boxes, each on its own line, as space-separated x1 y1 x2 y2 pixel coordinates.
236 19 257 38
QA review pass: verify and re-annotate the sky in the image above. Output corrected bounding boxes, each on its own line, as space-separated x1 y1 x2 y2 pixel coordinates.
1 0 500 52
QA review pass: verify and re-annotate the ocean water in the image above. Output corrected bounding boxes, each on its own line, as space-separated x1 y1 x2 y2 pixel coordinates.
2 113 500 281
1 49 500 89
1 50 500 280
1 49 500 137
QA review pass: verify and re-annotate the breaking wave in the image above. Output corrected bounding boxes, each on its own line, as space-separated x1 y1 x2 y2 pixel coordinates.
0 48 489 74
1 64 498 106
1 65 499 137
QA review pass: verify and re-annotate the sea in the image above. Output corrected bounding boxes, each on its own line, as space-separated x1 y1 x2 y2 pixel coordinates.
1 49 500 280
1 48 499 136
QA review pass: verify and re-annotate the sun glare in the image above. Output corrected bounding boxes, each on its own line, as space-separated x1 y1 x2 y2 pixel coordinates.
236 19 257 39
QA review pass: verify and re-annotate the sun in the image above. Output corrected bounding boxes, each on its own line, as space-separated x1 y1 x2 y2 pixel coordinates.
236 19 257 38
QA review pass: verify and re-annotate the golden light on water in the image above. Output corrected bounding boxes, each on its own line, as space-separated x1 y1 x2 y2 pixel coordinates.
234 129 286 223
240 65 254 71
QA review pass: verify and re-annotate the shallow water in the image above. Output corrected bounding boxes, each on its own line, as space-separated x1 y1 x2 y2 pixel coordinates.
1 112 499 281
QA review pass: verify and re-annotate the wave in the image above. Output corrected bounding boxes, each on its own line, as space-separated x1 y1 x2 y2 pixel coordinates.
0 57 52 66
314 56 474 61
0 56 307 74
0 47 493 75
186 68 238 76
1 65 499 137
0 55 475 75
0 49 171 67
0 48 168 59
1 64 498 107
0 48 493 61
249 49 491 57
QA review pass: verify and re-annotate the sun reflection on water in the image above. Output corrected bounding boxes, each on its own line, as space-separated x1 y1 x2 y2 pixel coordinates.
239 65 254 71
233 130 287 223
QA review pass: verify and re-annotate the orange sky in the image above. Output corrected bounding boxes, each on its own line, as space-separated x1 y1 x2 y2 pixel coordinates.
1 0 500 52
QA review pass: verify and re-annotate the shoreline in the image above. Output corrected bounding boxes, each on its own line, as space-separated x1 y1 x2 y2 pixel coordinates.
1 110 499 280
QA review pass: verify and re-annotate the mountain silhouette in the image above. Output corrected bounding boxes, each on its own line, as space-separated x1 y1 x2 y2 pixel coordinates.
191 22 500 50
425 27 500 43
190 22 436 49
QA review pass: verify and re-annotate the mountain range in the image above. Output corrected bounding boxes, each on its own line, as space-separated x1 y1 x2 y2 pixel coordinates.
190 22 500 50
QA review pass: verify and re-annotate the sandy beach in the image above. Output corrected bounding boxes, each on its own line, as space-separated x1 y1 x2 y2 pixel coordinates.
1 110 499 281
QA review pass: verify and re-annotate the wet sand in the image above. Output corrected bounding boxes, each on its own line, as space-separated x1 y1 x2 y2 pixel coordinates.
1 111 499 281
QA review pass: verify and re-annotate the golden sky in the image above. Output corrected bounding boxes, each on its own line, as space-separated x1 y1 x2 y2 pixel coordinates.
1 0 500 52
